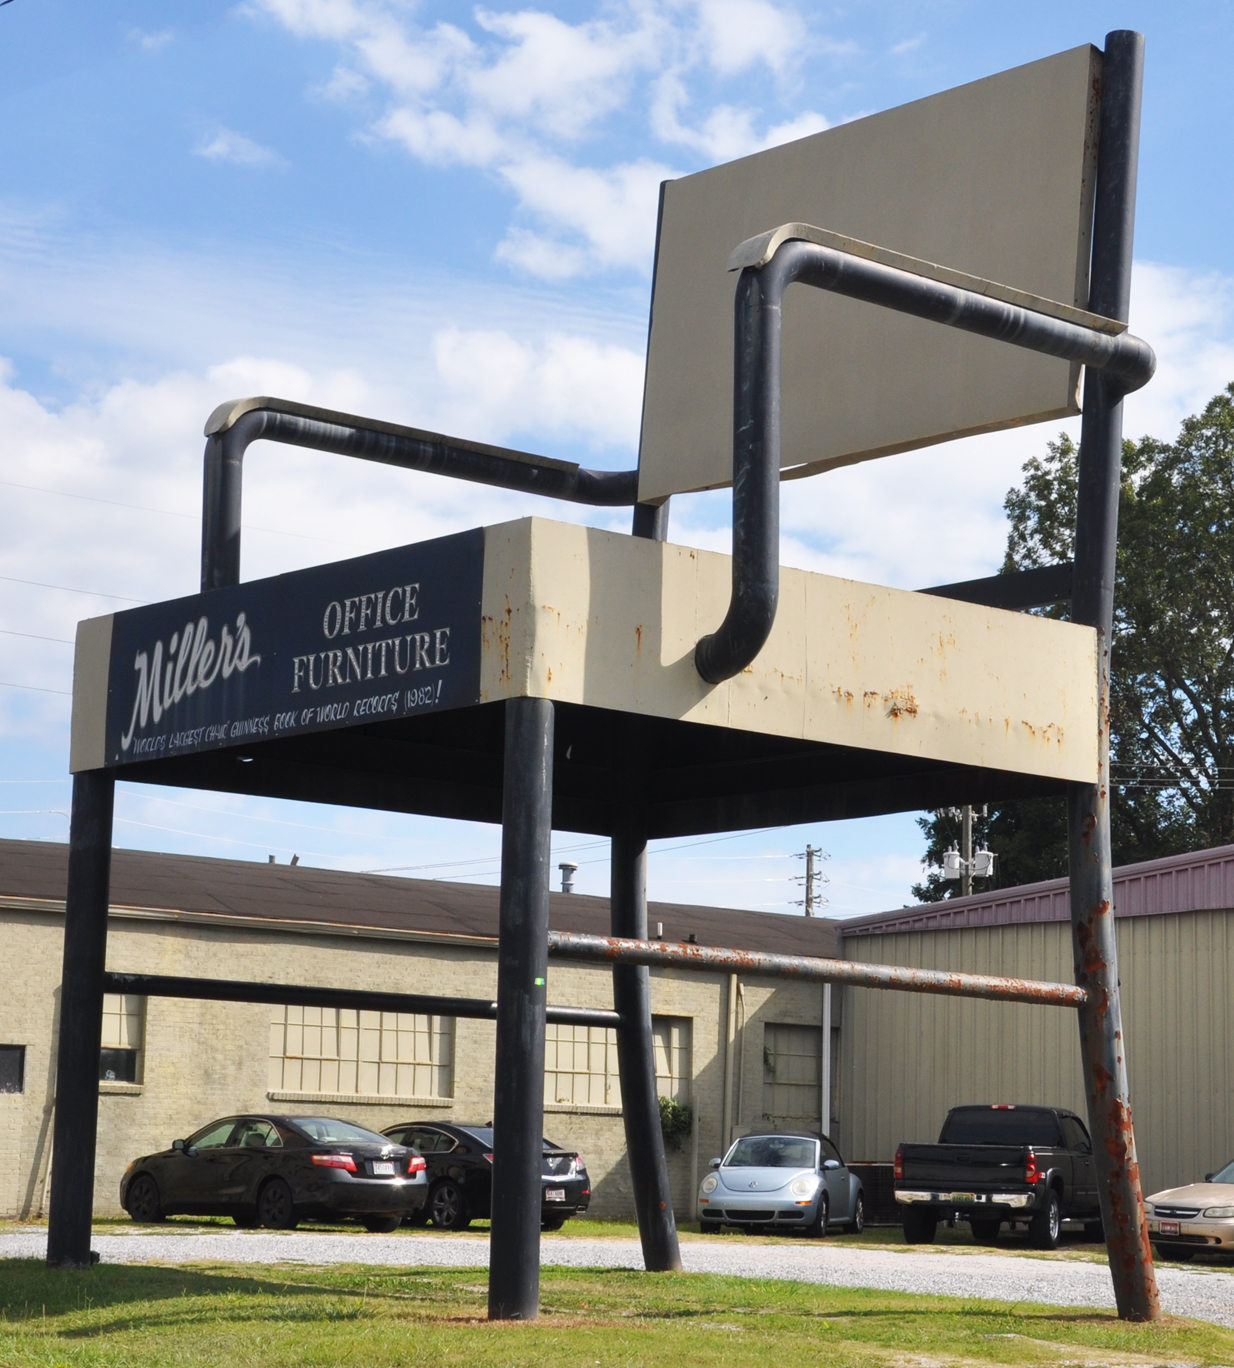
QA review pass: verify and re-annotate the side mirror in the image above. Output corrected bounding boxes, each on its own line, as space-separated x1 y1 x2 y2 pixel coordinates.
172 1139 186 1152
709 1157 722 1169
823 1159 841 1171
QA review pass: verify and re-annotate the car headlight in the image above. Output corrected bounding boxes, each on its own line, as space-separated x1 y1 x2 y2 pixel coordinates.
789 1177 818 1198
701 1174 718 1194
1203 1206 1234 1218
1142 1202 1153 1214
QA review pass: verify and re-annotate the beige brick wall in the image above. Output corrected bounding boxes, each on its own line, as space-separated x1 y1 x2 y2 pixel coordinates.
1 906 831 1222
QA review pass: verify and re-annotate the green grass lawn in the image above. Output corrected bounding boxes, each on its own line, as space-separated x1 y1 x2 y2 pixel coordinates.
1 1260 1231 1368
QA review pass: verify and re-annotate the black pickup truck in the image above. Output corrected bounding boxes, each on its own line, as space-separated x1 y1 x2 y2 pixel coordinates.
894 1104 1103 1248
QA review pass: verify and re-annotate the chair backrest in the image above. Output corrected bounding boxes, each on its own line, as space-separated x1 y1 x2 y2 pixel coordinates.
637 43 1106 503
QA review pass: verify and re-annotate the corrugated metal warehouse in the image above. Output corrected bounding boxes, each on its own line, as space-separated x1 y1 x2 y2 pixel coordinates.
840 844 1234 1198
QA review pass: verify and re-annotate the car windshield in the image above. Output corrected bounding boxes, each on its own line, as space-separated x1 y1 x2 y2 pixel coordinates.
292 1117 392 1145
1211 1160 1234 1183
940 1108 1062 1146
724 1136 817 1168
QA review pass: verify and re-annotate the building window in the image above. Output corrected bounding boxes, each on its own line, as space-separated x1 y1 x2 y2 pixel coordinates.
99 995 144 1083
544 1023 619 1106
269 1007 454 1098
0 1045 24 1094
762 1023 821 1125
653 1016 692 1103
544 1016 693 1109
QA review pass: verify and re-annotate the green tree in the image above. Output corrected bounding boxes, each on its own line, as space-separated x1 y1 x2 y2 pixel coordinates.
915 383 1234 900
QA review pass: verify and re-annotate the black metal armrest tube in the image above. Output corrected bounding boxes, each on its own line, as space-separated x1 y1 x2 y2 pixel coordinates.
202 407 639 591
693 240 1157 684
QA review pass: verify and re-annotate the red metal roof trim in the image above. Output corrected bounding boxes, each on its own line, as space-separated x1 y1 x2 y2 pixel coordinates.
842 843 1234 937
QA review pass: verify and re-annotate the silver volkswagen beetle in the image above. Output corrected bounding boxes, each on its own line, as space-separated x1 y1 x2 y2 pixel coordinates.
697 1129 864 1235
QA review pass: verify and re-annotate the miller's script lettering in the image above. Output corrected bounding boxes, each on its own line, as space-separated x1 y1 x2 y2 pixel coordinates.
121 614 261 752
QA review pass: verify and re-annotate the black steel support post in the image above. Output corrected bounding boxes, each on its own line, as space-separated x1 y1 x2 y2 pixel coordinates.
46 769 115 1269
610 794 683 1272
1067 30 1160 1323
489 696 555 1321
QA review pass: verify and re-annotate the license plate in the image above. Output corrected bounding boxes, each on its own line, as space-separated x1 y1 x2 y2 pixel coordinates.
372 1161 396 1176
951 1192 976 1203
546 1188 567 1202
1159 1220 1180 1236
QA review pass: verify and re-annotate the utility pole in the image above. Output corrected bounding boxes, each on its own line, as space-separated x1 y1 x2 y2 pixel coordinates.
793 844 829 915
961 805 973 898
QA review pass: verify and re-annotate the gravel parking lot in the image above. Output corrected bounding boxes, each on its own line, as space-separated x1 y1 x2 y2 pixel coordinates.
4 1227 1233 1329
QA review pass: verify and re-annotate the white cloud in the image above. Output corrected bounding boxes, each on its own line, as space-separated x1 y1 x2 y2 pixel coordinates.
430 326 644 449
194 127 287 168
694 0 808 76
128 28 174 51
495 155 674 276
890 32 926 56
251 0 849 277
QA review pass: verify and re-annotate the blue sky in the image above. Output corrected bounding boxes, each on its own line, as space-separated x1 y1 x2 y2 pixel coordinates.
2 0 1233 917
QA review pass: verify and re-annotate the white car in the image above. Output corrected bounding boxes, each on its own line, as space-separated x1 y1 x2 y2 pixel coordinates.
1145 1158 1234 1262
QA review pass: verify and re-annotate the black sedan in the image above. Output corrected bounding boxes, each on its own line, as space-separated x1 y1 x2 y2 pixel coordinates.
120 1114 428 1231
381 1120 590 1231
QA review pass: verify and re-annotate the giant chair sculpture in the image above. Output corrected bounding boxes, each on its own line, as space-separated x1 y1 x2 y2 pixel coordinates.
50 33 1161 1320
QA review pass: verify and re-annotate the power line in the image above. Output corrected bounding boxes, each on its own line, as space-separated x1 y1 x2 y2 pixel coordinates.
0 628 74 644
0 477 368 550
0 679 71 696
0 574 144 603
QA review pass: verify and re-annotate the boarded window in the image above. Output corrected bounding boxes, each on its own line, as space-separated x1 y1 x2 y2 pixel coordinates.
762 1023 821 1125
653 1016 692 1102
544 1023 619 1106
269 1007 454 1098
99 994 144 1083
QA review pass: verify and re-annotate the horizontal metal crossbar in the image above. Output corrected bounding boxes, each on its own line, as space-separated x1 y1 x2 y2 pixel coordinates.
921 562 1074 611
546 932 1089 1007
102 971 622 1028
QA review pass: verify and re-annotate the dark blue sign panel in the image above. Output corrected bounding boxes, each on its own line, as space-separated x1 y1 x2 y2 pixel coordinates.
104 528 484 767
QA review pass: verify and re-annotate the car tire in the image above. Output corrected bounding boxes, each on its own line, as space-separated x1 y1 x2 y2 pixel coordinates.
125 1174 165 1223
362 1214 400 1233
257 1178 298 1230
541 1216 567 1232
806 1192 829 1239
970 1218 1001 1245
1153 1243 1196 1263
700 1218 723 1234
846 1192 865 1236
903 1208 938 1244
428 1179 471 1231
232 1209 260 1229
1029 1189 1062 1250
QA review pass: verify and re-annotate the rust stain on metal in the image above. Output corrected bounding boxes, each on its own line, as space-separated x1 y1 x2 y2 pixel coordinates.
546 932 1087 1007
1091 1061 1114 1099
481 596 515 687
885 691 919 720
